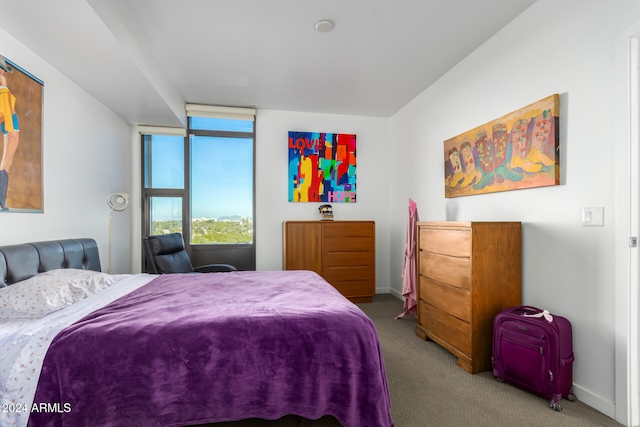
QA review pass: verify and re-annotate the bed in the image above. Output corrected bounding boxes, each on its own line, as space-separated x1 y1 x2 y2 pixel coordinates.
0 238 394 427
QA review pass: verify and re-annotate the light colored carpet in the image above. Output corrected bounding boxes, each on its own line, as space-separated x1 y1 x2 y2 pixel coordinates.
196 294 622 427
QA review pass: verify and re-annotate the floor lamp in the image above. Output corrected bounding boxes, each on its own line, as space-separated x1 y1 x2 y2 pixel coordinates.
108 192 129 274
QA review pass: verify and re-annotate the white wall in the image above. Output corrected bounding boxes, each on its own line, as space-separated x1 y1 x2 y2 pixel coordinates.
0 28 133 273
255 109 391 291
389 0 640 419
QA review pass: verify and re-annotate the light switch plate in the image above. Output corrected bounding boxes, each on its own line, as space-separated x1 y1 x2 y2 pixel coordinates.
582 207 604 226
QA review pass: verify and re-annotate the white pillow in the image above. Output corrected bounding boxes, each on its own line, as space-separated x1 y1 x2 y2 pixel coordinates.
39 268 115 294
0 269 115 319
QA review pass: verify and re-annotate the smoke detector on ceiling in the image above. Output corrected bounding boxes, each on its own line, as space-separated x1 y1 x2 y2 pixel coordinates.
315 20 334 33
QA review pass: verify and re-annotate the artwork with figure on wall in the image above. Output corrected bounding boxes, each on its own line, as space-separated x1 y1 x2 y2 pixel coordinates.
444 94 559 198
288 131 356 203
0 55 43 212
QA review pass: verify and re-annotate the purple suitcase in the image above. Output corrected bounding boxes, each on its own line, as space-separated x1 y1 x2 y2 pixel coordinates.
492 306 576 411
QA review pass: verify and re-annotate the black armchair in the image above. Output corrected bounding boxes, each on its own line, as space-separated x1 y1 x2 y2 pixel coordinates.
142 233 237 274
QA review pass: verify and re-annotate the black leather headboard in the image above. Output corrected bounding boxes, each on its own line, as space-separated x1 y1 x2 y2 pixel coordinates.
0 238 101 288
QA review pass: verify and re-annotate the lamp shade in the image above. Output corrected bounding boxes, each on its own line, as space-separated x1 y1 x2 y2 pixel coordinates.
107 193 129 211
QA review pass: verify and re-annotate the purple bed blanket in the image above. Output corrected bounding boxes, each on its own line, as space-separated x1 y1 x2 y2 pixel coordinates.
28 271 394 427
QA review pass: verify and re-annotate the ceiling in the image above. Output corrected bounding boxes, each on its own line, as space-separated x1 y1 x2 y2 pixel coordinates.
0 0 536 128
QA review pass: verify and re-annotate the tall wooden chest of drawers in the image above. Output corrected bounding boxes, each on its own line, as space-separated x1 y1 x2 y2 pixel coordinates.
283 220 375 303
416 221 521 374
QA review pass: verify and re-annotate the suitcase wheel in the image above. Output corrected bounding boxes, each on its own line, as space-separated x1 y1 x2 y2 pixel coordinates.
550 401 562 411
567 393 577 402
495 376 504 383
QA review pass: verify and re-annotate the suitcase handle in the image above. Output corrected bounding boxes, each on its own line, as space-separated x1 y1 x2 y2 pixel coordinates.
520 306 543 313
519 306 554 323
561 353 575 366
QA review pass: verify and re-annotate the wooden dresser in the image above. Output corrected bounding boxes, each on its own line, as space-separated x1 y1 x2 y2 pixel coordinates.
416 221 521 374
283 220 375 303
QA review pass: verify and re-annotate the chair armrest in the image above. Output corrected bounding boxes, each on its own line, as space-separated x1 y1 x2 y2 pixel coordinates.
194 263 238 273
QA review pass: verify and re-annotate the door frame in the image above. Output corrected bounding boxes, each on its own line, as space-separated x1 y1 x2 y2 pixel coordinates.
615 20 640 427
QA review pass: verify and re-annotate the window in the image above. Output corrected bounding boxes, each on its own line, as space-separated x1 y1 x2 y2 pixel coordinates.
150 197 183 236
190 135 253 244
140 105 256 271
141 132 186 240
144 134 184 189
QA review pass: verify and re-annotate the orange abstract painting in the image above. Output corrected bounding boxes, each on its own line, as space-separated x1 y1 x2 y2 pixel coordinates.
444 94 559 198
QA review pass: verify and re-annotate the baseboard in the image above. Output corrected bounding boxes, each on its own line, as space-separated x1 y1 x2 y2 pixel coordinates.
378 287 404 300
572 383 616 419
390 288 403 300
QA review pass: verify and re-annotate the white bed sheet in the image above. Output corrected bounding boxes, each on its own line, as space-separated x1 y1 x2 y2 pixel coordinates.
0 273 155 427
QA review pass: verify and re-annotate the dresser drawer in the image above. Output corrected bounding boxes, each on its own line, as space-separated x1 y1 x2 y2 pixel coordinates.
323 251 374 267
323 222 373 238
420 276 471 323
420 302 471 355
322 265 374 282
329 279 374 298
322 221 374 237
419 228 471 257
419 252 471 290
323 237 373 253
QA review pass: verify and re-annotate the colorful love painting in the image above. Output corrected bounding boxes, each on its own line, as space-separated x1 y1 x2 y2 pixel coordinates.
288 131 356 203
444 94 559 198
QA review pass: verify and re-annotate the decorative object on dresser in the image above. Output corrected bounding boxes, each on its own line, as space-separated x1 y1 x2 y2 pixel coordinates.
318 204 334 220
416 221 521 374
283 220 375 303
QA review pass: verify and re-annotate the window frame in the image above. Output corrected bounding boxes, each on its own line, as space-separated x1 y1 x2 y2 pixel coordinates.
140 116 256 271
140 134 189 268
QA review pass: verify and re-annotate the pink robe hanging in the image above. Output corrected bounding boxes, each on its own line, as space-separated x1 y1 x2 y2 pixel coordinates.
396 198 419 319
